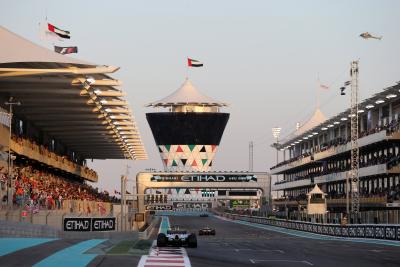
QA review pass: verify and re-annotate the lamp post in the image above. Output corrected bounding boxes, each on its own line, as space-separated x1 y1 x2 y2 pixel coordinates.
120 174 127 231
120 163 131 231
4 97 21 207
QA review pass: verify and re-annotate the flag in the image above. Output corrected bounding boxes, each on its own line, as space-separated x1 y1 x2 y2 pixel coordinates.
39 22 63 42
54 46 78 55
319 84 329 90
47 23 70 39
187 58 203 67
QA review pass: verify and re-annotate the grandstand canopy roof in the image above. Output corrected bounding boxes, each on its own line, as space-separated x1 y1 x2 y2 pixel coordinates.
0 26 147 160
146 78 228 107
0 26 90 66
278 82 400 149
280 108 326 145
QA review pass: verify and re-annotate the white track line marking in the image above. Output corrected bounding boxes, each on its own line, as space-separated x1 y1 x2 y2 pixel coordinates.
249 259 314 265
138 241 191 267
234 249 284 253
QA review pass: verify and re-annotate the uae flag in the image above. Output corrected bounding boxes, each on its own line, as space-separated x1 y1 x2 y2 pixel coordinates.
187 58 203 67
54 46 78 55
47 23 70 39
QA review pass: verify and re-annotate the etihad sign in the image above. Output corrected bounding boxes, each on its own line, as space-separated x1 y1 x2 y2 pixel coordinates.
150 174 257 183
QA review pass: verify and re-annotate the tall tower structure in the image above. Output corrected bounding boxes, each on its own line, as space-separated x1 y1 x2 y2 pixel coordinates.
146 79 229 172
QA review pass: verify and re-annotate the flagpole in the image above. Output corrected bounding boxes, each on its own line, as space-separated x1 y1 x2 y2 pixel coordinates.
186 57 189 79
317 74 320 109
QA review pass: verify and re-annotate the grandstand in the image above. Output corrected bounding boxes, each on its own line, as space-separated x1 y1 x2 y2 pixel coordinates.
271 82 400 223
0 26 147 214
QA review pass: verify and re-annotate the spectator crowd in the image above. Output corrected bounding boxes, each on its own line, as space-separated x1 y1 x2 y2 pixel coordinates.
1 164 119 211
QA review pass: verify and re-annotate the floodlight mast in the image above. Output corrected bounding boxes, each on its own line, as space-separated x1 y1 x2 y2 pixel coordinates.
350 60 360 216
249 141 254 172
272 127 281 164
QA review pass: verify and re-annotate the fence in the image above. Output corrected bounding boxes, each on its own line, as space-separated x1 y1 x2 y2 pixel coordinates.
283 210 400 224
1 199 112 216
222 213 400 241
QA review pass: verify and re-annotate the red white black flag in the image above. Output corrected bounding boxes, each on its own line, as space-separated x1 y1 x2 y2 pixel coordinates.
187 58 203 67
47 23 70 39
54 46 78 55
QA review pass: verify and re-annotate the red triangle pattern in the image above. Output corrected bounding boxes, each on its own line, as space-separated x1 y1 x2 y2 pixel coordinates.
176 145 183 152
163 159 168 165
212 145 217 152
191 160 198 167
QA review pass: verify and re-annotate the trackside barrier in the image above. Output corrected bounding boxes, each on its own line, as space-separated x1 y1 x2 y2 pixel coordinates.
222 213 400 241
138 216 161 240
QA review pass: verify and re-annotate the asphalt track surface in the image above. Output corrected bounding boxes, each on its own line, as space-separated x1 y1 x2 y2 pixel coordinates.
169 216 400 267
2 216 400 267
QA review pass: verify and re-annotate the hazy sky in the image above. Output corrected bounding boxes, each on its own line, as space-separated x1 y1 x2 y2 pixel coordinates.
1 0 400 194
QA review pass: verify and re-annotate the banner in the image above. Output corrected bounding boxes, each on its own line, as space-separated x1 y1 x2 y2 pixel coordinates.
145 204 173 211
150 174 257 183
173 202 212 210
91 218 115 231
231 200 250 208
64 218 91 231
63 217 115 232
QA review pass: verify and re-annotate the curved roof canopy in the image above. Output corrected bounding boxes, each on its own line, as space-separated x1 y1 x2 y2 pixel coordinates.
146 79 228 108
0 26 90 66
0 26 147 160
279 108 326 145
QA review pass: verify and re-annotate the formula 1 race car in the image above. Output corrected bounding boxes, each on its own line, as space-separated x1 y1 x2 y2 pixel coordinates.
157 226 197 248
198 227 216 236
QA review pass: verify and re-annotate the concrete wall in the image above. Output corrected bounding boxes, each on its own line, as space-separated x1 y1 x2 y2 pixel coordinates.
0 219 139 239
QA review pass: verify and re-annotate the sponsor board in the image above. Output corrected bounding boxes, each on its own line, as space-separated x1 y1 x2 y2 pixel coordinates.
150 174 257 183
64 218 91 231
92 218 116 231
63 217 115 232
145 204 173 211
173 202 212 210
231 199 250 208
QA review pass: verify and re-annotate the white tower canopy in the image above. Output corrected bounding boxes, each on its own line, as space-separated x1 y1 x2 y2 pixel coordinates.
146 79 228 108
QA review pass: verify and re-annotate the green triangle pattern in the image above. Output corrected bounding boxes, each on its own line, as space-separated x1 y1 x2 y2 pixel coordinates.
189 144 196 151
172 160 177 166
165 145 171 152
202 159 208 165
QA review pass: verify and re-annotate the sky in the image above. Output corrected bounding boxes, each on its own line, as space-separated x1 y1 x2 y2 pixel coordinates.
1 0 400 194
